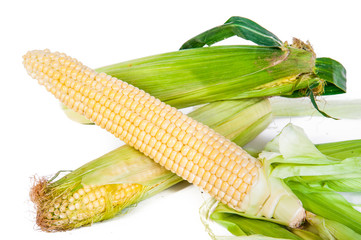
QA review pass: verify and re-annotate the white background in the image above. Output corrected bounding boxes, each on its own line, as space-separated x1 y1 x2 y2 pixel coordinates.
1 0 361 239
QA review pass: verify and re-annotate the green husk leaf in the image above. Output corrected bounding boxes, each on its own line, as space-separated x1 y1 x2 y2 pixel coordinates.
270 97 361 119
315 58 346 95
308 88 338 120
287 182 361 235
96 45 317 108
306 212 361 240
180 16 282 49
261 124 334 165
210 213 302 240
200 198 302 240
316 139 361 159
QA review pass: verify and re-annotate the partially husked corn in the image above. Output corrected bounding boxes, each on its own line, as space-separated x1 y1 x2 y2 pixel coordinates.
23 49 260 211
32 180 143 231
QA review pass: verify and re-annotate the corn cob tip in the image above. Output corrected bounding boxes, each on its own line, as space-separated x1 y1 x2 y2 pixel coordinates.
30 175 145 232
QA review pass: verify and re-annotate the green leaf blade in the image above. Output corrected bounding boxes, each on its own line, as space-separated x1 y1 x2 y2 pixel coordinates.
180 16 282 49
315 57 347 95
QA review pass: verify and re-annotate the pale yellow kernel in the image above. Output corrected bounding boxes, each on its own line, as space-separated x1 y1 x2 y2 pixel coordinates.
225 161 236 172
138 131 146 141
208 174 217 185
144 145 152 156
154 152 162 163
224 149 232 157
150 125 159 137
226 186 236 197
87 192 95 202
234 177 244 189
171 127 181 138
179 157 188 168
182 133 192 145
68 204 75 211
183 169 190 180
100 118 108 129
243 173 253 184
239 183 248 193
176 166 184 176
232 164 242 174
200 180 208 189
149 149 158 159
223 194 232 203
197 167 205 177
155 129 166 141
164 159 173 170
73 193 80 199
174 153 183 163
159 146 170 157
198 156 208 168
198 142 208 153
134 140 142 150
181 145 191 156
220 170 232 182
166 136 177 148
158 144 167 154
174 141 183 152
246 162 256 171
210 187 219 196
192 140 202 151
83 196 89 204
148 137 156 148
169 151 177 161
207 135 216 145
133 128 141 138
153 141 161 151
124 121 132 131
177 131 186 142
238 168 248 178
87 202 94 210
204 160 213 171
186 149 197 160
215 167 225 178
203 146 214 157
210 165 218 174
128 125 136 135
175 118 184 128
93 200 100 208
159 156 168 166
214 178 223 189
159 131 170 143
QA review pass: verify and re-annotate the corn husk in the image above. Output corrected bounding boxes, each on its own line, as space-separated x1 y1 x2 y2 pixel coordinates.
207 124 361 239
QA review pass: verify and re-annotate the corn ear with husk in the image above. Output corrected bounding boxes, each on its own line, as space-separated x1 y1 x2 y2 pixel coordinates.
30 99 273 231
64 17 346 114
61 16 347 128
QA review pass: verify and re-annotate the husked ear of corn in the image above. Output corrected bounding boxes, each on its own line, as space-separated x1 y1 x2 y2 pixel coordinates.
24 49 305 227
30 99 272 231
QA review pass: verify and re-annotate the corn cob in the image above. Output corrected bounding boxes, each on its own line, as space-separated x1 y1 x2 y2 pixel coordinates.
24 49 304 226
